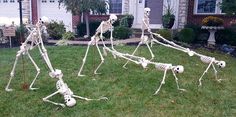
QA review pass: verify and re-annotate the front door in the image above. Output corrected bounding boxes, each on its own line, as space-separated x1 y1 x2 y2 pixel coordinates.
133 0 163 29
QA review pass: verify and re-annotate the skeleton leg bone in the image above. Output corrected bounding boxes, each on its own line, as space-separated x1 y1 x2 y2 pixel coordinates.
198 60 214 87
5 51 22 91
78 41 92 77
172 70 186 92
146 42 155 60
94 43 105 75
27 52 41 90
123 42 142 69
211 63 223 82
154 69 168 95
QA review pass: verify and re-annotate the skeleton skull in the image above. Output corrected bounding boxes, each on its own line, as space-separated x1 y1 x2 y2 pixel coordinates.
64 95 76 107
217 61 226 68
109 14 118 24
144 7 151 16
40 16 49 24
174 65 184 73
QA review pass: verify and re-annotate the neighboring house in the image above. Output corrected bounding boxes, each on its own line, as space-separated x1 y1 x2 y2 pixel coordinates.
187 0 236 27
2 0 235 32
0 0 190 31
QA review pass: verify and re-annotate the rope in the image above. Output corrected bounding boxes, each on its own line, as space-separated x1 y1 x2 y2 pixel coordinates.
19 27 27 90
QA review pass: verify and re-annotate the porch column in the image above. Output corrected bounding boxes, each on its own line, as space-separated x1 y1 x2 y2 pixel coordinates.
31 0 38 24
178 0 188 29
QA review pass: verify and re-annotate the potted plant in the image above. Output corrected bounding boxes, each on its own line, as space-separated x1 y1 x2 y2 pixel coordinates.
162 1 175 29
201 16 224 46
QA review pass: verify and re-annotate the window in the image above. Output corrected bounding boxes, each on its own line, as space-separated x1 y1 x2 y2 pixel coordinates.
10 0 14 3
195 0 223 14
49 0 55 3
42 0 47 3
3 0 8 3
109 0 122 14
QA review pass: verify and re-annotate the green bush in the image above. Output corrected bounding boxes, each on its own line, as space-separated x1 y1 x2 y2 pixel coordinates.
157 29 172 40
77 21 101 37
177 28 196 43
113 26 132 39
120 14 134 28
62 31 75 40
47 21 66 39
184 23 209 44
10 25 28 46
215 28 236 46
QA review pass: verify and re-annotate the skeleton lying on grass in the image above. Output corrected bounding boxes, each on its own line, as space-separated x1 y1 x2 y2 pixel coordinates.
104 47 186 95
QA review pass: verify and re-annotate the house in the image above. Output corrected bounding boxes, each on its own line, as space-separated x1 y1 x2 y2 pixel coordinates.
187 0 235 27
3 0 233 32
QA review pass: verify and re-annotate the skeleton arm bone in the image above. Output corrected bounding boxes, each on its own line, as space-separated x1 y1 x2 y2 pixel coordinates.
43 90 66 108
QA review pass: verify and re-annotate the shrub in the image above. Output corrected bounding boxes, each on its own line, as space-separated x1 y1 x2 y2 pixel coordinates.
120 14 134 28
10 25 28 46
177 28 196 43
62 31 75 40
47 21 66 39
215 28 236 46
184 23 209 44
202 16 224 26
157 29 172 40
113 26 132 39
77 21 101 37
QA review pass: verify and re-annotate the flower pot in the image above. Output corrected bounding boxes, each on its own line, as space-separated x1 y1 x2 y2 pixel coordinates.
162 15 175 29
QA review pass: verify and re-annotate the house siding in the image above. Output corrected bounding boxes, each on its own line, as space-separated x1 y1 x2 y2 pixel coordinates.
187 0 235 27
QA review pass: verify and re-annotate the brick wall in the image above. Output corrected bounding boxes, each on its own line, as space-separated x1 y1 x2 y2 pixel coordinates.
187 0 236 27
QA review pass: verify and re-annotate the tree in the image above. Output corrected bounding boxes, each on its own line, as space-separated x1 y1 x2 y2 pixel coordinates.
220 0 236 16
59 0 107 37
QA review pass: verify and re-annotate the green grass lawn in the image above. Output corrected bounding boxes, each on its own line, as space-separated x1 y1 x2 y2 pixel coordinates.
0 45 235 117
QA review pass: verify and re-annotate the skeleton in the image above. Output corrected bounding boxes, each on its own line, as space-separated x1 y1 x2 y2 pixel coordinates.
123 8 155 68
78 14 117 77
5 16 51 91
42 69 108 108
123 7 226 86
104 47 186 95
149 32 226 86
5 17 108 107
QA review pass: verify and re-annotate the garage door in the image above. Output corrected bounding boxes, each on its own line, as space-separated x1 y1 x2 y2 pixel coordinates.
38 0 72 31
0 0 20 25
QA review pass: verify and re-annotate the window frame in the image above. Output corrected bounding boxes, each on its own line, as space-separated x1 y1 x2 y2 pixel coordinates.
194 0 224 15
109 0 123 14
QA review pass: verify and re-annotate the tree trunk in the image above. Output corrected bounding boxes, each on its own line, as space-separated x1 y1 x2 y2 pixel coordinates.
85 12 90 37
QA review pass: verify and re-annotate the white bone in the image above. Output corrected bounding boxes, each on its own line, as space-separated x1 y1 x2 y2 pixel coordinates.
104 47 186 94
78 14 117 76
124 8 226 87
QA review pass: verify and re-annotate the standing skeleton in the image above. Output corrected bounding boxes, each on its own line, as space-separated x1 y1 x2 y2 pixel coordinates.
78 14 117 77
5 17 107 107
123 8 155 68
5 17 50 91
104 47 186 95
123 7 226 86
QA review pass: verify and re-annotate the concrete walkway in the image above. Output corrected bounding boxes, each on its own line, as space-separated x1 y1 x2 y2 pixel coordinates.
47 38 141 45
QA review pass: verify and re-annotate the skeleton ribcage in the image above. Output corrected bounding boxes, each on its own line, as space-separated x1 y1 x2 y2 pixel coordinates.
155 63 170 71
200 56 213 64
